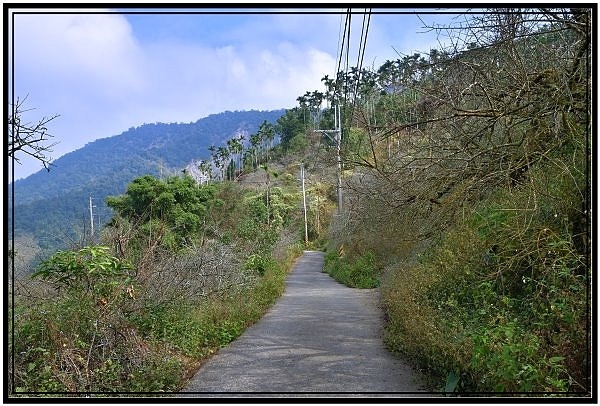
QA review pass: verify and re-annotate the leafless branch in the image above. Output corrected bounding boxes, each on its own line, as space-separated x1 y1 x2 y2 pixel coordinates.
8 96 60 171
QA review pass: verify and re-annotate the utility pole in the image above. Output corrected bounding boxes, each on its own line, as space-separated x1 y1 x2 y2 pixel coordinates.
335 104 342 213
301 163 308 244
315 103 342 213
89 196 95 243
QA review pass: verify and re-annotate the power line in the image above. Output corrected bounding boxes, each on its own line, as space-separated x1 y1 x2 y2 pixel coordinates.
354 9 372 100
324 8 372 214
356 11 367 76
335 10 351 101
344 9 352 104
335 12 344 78
335 12 347 76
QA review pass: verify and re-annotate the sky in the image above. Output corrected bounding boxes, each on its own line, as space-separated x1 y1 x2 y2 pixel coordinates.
8 6 463 180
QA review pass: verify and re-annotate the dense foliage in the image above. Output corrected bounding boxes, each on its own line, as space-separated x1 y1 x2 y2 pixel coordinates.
106 175 219 255
325 9 591 393
324 250 380 289
10 155 311 394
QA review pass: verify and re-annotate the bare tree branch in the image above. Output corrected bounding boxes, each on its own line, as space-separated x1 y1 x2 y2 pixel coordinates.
8 96 60 171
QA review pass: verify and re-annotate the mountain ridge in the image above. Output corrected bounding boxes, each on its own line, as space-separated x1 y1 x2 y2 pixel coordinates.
9 109 286 252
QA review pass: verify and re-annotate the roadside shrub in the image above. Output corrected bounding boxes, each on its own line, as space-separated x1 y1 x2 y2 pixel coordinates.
32 245 134 296
381 229 474 389
130 245 292 364
244 253 276 276
139 243 255 306
324 250 380 288
11 279 185 393
382 159 589 392
10 245 189 393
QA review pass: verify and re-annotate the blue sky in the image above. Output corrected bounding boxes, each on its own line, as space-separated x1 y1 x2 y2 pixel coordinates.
9 6 461 180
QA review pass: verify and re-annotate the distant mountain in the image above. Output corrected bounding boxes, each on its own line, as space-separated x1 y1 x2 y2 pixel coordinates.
8 109 286 253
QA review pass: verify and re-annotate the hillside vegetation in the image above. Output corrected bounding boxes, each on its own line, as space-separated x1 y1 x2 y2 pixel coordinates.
9 166 323 393
9 109 337 394
323 10 591 393
9 109 285 260
8 8 591 397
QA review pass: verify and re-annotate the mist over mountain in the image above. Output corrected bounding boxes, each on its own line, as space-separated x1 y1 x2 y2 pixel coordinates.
9 109 285 252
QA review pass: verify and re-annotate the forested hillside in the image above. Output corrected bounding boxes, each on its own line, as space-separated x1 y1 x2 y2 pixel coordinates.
9 110 285 261
8 8 592 397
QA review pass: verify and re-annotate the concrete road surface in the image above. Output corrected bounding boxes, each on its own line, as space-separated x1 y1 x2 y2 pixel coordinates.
178 250 431 397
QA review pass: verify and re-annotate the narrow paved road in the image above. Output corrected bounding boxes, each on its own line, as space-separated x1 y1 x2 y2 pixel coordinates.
179 251 429 396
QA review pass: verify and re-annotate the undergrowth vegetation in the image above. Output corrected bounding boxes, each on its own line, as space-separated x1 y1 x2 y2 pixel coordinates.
324 250 381 289
383 163 589 391
324 9 591 395
9 174 306 394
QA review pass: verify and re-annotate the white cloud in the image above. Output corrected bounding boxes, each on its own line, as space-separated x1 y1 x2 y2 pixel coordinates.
11 9 459 181
14 13 145 98
10 11 340 180
12 13 147 178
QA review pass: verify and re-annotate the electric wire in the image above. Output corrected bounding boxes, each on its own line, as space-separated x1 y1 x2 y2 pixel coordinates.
335 10 350 102
355 9 372 101
335 12 344 79
344 9 352 105
354 10 367 99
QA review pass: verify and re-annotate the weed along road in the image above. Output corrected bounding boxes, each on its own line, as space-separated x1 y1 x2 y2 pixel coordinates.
178 250 428 396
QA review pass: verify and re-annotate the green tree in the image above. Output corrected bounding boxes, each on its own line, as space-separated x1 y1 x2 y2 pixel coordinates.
275 108 306 150
106 175 218 251
257 120 275 161
227 132 245 178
